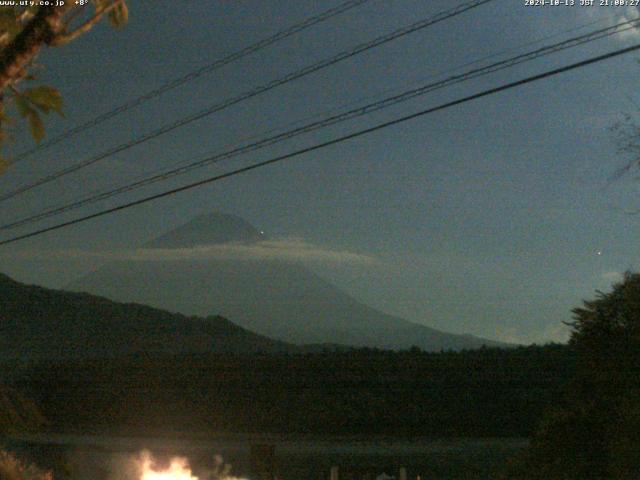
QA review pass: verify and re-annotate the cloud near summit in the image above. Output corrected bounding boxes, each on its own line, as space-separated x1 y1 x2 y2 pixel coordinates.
130 238 379 265
8 238 379 266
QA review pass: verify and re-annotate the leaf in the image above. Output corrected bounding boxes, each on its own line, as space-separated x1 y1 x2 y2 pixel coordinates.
0 156 9 175
108 1 128 28
12 86 63 144
22 86 64 116
0 9 22 36
13 95 33 118
26 110 45 143
14 95 46 143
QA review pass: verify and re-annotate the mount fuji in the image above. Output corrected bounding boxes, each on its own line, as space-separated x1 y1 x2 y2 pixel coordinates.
68 213 504 351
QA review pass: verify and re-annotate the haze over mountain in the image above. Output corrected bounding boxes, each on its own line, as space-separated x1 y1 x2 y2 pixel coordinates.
0 272 291 361
69 213 504 351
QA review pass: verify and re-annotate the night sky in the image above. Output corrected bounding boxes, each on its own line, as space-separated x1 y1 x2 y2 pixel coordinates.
1 0 639 344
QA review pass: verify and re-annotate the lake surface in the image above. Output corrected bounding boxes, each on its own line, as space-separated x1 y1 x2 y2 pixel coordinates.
4 433 528 479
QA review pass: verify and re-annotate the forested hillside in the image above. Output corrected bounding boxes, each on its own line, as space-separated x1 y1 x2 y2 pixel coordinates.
0 272 292 360
7 344 575 437
0 385 45 434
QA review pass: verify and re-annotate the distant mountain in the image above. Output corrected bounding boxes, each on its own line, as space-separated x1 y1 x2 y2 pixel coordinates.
0 273 292 361
146 213 265 248
69 212 505 351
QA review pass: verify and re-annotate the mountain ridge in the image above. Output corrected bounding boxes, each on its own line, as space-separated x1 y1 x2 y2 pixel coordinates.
0 272 294 361
146 212 265 248
69 212 507 351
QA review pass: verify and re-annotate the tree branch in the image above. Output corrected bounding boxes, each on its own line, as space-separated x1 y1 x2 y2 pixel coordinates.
51 0 122 46
0 5 73 93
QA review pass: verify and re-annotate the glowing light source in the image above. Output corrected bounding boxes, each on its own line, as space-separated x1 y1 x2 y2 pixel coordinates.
139 453 198 480
136 451 248 480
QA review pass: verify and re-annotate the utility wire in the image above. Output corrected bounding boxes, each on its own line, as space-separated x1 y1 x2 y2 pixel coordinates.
10 0 373 163
2 17 637 231
0 0 496 203
1 42 638 247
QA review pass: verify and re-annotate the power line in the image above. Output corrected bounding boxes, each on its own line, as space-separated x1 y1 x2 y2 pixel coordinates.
1 42 638 247
3 17 637 231
10 0 373 163
4 17 637 230
0 0 496 203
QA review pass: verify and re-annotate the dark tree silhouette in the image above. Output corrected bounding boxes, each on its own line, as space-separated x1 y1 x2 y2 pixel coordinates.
505 273 640 479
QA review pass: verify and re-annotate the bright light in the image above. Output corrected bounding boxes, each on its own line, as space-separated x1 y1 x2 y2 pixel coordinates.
136 451 248 480
139 452 198 480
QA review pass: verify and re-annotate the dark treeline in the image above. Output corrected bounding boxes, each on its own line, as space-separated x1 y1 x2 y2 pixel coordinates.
5 344 575 438
503 273 640 479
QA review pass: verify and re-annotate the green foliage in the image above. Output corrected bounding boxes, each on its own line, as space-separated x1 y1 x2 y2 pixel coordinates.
94 0 128 28
22 86 64 116
0 1 128 163
108 1 128 28
0 9 26 40
13 87 63 143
